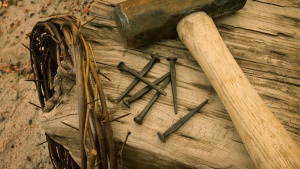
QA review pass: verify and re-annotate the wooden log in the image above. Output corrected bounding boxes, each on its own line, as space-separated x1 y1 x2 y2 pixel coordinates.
42 0 300 168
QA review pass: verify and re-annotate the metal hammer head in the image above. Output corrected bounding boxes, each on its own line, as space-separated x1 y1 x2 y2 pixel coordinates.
114 0 246 48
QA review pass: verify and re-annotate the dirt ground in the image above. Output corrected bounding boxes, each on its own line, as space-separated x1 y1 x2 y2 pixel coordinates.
0 0 93 168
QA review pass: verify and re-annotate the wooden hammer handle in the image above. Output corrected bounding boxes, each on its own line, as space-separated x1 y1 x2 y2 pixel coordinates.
177 12 300 169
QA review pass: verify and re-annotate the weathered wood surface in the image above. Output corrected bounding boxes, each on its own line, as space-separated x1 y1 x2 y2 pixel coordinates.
42 0 300 168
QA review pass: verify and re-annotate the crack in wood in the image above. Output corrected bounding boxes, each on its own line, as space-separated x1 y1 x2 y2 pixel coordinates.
179 133 198 141
253 0 285 7
90 22 115 31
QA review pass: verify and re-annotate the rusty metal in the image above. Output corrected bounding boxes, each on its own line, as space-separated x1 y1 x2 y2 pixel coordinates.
118 62 167 95
123 72 170 108
157 99 208 143
117 53 160 103
134 76 170 125
167 57 178 114
114 0 247 48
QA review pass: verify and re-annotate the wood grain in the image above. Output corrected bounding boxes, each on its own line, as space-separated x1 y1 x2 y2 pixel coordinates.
177 11 300 168
42 0 300 168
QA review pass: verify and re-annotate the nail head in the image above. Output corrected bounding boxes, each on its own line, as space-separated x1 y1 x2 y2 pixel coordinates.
157 132 166 143
133 117 143 125
151 53 161 63
117 62 125 70
123 100 130 108
167 57 177 61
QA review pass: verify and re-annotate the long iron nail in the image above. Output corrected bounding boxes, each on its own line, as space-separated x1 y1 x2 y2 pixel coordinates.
117 53 160 102
157 99 208 143
123 72 170 108
134 76 170 125
167 57 178 114
118 62 167 96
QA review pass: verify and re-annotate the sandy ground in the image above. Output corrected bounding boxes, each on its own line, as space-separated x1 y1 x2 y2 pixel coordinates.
0 0 93 168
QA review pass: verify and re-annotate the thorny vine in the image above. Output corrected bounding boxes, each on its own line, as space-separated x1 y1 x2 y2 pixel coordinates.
29 15 118 169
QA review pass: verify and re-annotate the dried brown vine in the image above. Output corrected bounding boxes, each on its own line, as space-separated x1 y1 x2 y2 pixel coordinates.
29 15 117 169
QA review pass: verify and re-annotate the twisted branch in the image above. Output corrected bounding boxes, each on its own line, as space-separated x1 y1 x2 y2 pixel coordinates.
30 16 117 169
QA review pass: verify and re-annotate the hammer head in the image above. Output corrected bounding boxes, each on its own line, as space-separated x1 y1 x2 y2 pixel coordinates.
114 0 246 48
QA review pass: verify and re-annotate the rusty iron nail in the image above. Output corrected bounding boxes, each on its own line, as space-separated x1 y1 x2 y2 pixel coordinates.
167 56 178 114
123 72 170 108
134 76 170 125
117 53 160 103
118 62 167 96
157 99 208 143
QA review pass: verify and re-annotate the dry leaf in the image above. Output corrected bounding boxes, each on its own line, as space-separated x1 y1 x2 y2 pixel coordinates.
46 0 51 6
2 2 8 8
13 20 20 29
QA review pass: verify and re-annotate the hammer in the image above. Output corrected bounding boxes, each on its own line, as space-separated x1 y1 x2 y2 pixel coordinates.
113 0 300 168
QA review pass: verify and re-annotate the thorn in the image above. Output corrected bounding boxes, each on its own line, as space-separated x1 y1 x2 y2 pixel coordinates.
67 82 76 93
95 61 110 67
28 102 42 109
85 98 100 105
57 100 64 107
93 161 102 169
110 113 130 122
98 70 111 81
25 79 44 82
58 36 65 45
22 43 31 51
82 16 97 27
36 140 47 146
61 121 79 131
